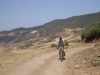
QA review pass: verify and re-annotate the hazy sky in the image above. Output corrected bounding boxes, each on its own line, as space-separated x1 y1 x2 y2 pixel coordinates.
0 0 100 31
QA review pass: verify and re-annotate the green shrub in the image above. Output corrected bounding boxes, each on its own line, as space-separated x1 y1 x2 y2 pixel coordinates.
65 41 69 46
81 23 100 41
23 43 33 48
51 44 57 48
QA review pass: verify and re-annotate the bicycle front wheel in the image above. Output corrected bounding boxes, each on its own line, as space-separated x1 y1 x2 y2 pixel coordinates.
61 52 63 62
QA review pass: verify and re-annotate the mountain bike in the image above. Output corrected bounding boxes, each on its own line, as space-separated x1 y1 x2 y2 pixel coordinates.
59 49 64 62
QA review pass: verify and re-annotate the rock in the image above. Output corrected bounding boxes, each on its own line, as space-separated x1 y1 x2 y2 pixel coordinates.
92 60 100 66
73 64 80 69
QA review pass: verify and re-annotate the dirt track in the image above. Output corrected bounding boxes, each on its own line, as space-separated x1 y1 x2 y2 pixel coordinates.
5 46 93 75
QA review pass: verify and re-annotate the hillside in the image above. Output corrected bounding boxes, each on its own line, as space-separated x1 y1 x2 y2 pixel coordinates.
38 12 100 36
0 12 100 46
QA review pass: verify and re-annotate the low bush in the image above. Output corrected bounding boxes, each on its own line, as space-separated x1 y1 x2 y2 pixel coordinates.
81 23 100 42
65 40 69 46
51 44 57 48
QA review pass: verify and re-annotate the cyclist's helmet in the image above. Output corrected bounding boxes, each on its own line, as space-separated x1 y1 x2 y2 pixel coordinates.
59 36 62 40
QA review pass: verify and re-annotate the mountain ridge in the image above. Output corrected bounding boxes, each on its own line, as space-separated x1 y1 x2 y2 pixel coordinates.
0 12 100 45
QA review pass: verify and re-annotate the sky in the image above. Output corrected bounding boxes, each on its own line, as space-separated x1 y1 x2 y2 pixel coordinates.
0 0 100 31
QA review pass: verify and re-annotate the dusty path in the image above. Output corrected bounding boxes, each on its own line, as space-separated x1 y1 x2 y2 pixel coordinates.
5 46 93 75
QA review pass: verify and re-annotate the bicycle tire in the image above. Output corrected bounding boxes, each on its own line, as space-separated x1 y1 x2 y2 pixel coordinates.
61 52 63 62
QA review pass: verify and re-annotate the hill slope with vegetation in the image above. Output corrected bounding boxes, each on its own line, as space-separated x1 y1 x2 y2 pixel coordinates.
0 12 100 43
38 12 100 37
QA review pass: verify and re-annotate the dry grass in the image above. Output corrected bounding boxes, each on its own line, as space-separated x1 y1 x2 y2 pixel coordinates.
0 42 56 75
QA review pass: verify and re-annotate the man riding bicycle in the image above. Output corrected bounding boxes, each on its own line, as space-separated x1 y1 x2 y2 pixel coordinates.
57 37 65 58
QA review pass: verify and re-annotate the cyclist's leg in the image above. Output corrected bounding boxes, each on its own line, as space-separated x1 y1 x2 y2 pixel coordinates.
59 47 61 57
58 47 60 57
62 49 65 56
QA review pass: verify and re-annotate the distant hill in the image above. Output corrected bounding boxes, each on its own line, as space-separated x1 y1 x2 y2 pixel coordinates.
0 12 100 44
0 25 43 34
38 12 100 36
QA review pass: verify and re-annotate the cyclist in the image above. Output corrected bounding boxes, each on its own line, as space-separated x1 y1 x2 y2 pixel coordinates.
57 37 65 58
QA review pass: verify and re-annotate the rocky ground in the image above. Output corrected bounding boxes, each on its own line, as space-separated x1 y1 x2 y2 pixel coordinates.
66 43 100 75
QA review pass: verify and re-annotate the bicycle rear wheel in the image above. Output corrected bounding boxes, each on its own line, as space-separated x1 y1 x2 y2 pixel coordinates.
61 52 63 62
